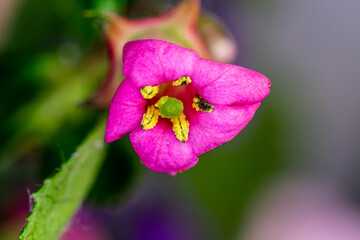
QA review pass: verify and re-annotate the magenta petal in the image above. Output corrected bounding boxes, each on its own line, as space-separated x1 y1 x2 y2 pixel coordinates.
111 78 145 105
104 79 146 143
129 120 198 172
104 103 144 142
192 58 271 106
122 39 199 87
188 103 260 155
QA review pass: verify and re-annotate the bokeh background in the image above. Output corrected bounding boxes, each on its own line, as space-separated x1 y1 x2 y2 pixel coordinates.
1 0 360 239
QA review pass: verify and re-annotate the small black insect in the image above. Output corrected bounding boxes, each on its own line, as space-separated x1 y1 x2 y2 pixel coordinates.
180 80 188 86
195 94 214 112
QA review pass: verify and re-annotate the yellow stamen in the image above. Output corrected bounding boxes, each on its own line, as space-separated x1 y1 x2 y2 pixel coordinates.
141 85 160 99
141 105 159 130
173 76 192 86
192 94 214 112
170 113 189 143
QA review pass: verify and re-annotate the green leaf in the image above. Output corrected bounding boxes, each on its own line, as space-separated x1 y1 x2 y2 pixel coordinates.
19 118 107 240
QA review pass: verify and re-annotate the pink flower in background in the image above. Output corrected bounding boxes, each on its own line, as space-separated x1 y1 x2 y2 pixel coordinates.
105 39 271 174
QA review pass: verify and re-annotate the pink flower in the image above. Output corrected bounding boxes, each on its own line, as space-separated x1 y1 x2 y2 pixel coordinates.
105 39 271 174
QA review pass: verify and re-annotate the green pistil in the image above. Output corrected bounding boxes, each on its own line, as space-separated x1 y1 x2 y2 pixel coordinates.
155 96 184 119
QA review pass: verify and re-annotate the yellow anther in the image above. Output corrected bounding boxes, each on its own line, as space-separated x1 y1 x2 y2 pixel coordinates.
141 105 159 130
192 94 214 112
141 85 160 99
170 113 189 143
173 76 192 86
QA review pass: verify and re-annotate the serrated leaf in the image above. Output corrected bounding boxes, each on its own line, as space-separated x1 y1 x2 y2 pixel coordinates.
19 118 107 240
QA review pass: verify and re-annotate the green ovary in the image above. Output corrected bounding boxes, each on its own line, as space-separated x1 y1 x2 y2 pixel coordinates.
156 96 184 119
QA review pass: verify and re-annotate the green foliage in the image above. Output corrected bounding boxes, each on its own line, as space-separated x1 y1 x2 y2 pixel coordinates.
93 0 119 13
87 137 140 203
19 119 107 240
3 0 97 53
0 53 107 174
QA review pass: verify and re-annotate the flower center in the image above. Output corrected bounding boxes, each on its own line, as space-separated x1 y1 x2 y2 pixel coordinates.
155 96 184 119
139 76 214 143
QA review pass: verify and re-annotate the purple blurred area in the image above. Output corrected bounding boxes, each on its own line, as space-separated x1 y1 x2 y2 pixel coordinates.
92 172 218 240
241 178 360 240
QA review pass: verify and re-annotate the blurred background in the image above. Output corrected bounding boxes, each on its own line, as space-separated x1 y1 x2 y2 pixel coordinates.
1 0 360 239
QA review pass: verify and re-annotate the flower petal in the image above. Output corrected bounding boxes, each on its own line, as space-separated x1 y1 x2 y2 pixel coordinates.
188 103 260 155
122 39 199 87
129 119 198 173
111 78 145 105
105 79 146 143
192 58 271 105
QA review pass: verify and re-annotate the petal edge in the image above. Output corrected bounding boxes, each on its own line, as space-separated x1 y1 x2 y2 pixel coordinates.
192 58 271 106
129 119 198 172
188 103 260 155
123 39 200 87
